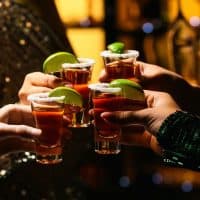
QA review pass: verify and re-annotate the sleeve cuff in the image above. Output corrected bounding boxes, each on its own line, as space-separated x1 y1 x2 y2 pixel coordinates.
157 111 200 171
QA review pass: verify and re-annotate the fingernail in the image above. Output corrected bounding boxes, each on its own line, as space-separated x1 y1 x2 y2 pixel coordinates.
101 112 109 119
31 128 42 135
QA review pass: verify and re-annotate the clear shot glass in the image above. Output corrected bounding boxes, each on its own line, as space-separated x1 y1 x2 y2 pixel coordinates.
28 93 65 164
62 58 95 127
100 50 139 81
89 83 122 155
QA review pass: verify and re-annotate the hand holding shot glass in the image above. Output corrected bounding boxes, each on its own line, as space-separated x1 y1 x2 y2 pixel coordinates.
28 93 65 164
100 42 139 81
89 79 146 155
28 86 84 164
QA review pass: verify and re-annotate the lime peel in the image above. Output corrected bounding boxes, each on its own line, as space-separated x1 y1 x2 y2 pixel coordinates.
48 86 83 107
107 42 125 54
109 79 145 101
43 51 78 73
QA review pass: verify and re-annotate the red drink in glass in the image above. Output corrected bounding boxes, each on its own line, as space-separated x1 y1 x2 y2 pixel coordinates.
62 58 94 86
100 50 139 81
93 96 122 137
89 83 146 155
89 84 122 154
62 68 91 85
93 97 145 138
62 58 95 127
28 93 65 164
33 108 64 147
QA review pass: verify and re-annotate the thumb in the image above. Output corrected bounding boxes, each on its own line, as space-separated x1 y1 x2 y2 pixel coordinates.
101 109 151 127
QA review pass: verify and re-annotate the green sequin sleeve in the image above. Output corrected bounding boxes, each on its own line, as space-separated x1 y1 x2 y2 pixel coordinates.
157 111 200 171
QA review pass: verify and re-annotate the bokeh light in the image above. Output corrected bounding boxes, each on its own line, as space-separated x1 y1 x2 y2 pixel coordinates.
181 181 193 192
142 22 154 33
152 172 163 185
119 176 130 188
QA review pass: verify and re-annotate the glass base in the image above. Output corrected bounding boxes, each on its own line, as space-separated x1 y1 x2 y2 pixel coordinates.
35 145 63 164
36 154 62 165
95 140 120 155
68 122 91 128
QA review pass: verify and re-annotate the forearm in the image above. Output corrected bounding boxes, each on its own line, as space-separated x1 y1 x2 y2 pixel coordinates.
157 111 200 171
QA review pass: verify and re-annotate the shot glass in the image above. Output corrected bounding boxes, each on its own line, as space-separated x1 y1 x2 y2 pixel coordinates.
89 83 123 154
100 50 139 81
62 58 95 127
89 83 147 155
28 93 65 164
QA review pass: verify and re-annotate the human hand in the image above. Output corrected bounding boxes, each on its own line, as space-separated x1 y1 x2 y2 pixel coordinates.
134 61 200 114
100 90 180 154
0 103 72 155
99 61 198 114
0 104 41 136
0 104 41 155
18 72 63 105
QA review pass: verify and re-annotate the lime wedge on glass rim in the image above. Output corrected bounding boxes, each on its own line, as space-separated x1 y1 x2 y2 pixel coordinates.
48 86 83 107
43 52 78 73
109 79 145 101
107 42 125 54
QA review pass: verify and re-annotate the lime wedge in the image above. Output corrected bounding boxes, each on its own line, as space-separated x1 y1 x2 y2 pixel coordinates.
109 79 145 101
107 42 125 54
43 52 78 73
48 86 83 107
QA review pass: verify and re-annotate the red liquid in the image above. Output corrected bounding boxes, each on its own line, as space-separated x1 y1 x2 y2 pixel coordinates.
93 96 123 138
33 108 64 147
93 96 146 138
73 84 90 100
62 67 92 126
104 58 134 80
62 68 91 85
106 65 134 80
63 84 91 127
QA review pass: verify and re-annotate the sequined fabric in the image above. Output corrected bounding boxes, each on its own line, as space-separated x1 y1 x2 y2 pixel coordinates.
0 0 72 107
158 111 200 170
0 0 74 184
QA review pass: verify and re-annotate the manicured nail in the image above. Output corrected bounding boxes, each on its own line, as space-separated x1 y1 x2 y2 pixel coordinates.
31 128 42 135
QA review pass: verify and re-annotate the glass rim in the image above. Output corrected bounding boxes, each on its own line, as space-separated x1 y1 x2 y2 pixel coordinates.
100 50 139 58
62 58 95 68
27 92 65 102
88 83 122 93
